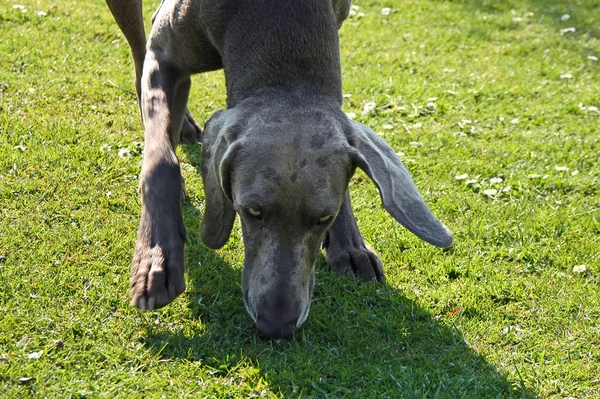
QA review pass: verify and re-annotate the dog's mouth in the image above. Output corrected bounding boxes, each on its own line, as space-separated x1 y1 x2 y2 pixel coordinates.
296 300 311 328
296 264 316 328
243 290 311 330
243 289 258 323
242 265 314 336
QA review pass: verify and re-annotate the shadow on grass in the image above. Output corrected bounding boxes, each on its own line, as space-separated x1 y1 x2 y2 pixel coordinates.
141 144 536 398
146 259 535 397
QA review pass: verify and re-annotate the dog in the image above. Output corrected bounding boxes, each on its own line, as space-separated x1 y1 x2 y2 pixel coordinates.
106 0 453 338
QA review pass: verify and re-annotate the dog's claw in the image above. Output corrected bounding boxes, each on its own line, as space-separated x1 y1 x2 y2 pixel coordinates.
133 296 147 311
147 296 156 311
180 109 202 144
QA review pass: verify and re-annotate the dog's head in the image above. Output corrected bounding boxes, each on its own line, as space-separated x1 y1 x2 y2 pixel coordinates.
200 99 452 338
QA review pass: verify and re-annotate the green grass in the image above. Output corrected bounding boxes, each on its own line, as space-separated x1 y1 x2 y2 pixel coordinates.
1 0 598 397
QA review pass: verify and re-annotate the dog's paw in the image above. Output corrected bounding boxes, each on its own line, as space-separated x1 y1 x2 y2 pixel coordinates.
180 109 202 144
325 242 385 282
129 224 186 310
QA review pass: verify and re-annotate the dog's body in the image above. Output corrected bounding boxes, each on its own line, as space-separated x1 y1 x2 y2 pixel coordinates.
107 0 453 338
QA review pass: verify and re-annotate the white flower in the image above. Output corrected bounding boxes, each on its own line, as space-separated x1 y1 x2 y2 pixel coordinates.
572 264 587 273
528 173 540 179
446 90 457 95
502 186 511 192
382 124 393 130
345 112 356 120
13 5 25 9
409 141 423 147
106 191 112 198
483 188 498 197
571 170 579 176
502 325 523 334
455 174 469 180
37 10 47 16
381 7 391 16
100 143 111 152
559 27 576 35
118 148 131 159
396 151 405 157
560 73 573 79
490 177 503 184
465 179 478 185
510 118 519 125
588 55 598 61
560 14 570 21
412 123 422 129
555 166 569 171
362 101 376 114
27 350 43 360
587 106 598 112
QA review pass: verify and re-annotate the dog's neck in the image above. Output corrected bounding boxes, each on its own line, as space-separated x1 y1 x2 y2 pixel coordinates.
221 0 344 108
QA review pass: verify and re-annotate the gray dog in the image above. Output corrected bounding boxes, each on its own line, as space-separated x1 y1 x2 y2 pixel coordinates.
106 0 453 338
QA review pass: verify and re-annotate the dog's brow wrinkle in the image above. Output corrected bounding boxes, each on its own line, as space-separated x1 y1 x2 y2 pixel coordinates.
316 156 328 168
290 172 298 184
261 167 282 186
227 124 242 141
309 135 325 150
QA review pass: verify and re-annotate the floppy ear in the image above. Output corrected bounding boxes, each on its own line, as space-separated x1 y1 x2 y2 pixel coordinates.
200 110 239 249
348 120 454 248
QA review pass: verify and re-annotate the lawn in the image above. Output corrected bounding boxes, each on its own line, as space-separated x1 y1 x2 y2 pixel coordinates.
0 0 598 397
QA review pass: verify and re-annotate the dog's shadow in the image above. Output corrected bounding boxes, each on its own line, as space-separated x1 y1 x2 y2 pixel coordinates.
143 145 533 398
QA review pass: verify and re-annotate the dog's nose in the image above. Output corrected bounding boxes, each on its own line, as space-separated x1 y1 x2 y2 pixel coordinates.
256 315 297 339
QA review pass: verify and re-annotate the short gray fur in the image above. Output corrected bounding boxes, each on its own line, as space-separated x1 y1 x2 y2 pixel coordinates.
106 0 453 339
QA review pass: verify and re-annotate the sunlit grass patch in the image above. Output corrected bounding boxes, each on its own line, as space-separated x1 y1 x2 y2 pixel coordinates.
1 0 598 397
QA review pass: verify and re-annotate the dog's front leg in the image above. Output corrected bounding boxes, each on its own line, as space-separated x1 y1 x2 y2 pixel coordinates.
129 49 191 310
323 190 385 282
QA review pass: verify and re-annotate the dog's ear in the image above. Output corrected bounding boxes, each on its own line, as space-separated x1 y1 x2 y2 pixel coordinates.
347 120 454 248
200 110 240 249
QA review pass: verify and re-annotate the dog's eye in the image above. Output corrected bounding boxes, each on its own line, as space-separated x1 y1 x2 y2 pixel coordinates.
317 215 333 225
246 207 262 219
